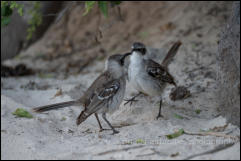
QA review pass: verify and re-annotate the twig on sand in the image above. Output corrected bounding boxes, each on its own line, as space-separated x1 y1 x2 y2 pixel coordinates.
184 130 240 140
96 145 145 156
136 152 156 157
184 143 236 160
113 123 136 128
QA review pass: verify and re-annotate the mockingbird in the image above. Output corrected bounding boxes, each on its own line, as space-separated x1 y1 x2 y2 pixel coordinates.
33 53 130 134
126 41 182 119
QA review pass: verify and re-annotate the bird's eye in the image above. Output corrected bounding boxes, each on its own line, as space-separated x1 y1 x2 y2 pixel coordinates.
140 48 146 55
133 48 146 55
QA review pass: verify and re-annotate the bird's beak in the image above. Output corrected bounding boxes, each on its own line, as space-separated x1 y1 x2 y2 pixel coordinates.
123 52 132 58
131 48 138 53
120 52 131 65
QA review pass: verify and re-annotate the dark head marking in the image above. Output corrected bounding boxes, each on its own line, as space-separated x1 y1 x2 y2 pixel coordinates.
132 42 146 55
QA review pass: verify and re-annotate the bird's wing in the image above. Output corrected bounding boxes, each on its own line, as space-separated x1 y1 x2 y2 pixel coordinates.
83 75 120 115
79 71 112 107
145 59 176 86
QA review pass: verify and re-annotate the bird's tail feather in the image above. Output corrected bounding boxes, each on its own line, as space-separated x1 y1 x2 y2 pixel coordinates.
161 41 182 67
76 111 89 125
33 101 77 113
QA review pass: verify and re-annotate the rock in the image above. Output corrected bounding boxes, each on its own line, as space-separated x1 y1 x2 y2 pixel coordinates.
217 2 240 127
169 86 191 101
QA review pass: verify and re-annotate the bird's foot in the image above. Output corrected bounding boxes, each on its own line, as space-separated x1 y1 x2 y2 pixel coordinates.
124 97 138 106
156 114 164 120
111 130 120 135
99 128 111 132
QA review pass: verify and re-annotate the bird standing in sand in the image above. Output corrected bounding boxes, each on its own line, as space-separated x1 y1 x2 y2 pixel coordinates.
125 41 182 119
33 53 130 134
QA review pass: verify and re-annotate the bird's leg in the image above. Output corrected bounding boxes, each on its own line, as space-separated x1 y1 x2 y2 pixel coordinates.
95 114 113 132
102 113 119 135
95 113 105 132
124 92 142 106
156 98 164 119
